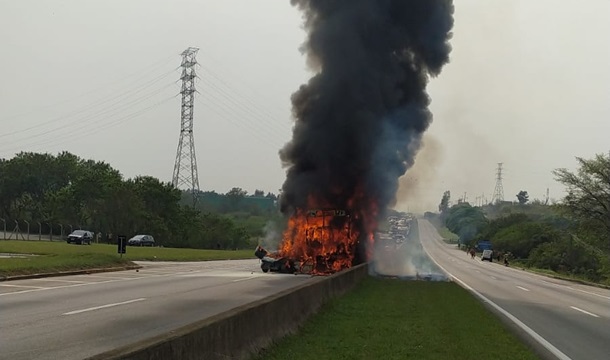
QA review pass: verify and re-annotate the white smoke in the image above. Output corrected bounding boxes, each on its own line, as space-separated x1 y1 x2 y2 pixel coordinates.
370 218 448 281
260 220 283 251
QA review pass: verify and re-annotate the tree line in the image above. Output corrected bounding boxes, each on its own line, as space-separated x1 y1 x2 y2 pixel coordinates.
431 153 610 284
0 151 278 249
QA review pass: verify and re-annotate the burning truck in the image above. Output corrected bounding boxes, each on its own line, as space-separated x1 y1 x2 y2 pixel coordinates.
260 1 454 277
255 208 363 275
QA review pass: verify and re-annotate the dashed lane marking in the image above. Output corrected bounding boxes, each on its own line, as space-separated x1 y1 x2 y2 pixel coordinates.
63 298 146 315
570 306 600 318
516 286 530 292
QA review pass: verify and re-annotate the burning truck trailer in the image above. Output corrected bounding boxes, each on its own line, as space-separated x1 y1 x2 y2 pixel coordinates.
254 209 364 275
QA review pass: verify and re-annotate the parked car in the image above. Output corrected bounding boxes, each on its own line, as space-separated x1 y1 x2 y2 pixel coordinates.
127 234 155 247
67 230 93 245
481 249 494 262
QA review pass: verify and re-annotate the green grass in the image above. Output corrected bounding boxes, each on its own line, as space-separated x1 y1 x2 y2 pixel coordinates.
0 253 130 277
0 240 256 277
438 227 459 243
256 277 539 360
512 261 610 288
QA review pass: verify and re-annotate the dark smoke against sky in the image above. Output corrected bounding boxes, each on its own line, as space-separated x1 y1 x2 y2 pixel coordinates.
280 0 454 221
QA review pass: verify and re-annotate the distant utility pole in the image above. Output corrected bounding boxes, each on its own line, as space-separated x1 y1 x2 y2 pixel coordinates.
172 47 201 205
491 163 504 204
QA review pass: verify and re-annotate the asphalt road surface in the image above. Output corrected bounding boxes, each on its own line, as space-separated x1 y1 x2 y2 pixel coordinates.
418 219 610 360
0 259 314 360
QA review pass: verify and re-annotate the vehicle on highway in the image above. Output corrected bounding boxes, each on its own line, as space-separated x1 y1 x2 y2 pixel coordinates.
66 230 93 245
481 249 494 262
127 234 155 246
254 246 297 274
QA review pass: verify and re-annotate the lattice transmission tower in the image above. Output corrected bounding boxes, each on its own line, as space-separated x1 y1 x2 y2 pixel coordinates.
491 162 504 204
172 47 200 205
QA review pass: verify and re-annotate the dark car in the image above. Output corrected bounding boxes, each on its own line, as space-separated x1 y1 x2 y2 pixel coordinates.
127 234 155 247
67 230 93 245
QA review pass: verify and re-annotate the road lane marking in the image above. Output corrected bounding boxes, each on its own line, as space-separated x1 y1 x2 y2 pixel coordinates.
419 224 573 360
75 274 133 280
0 267 262 297
570 306 600 318
232 276 258 282
566 287 610 301
63 298 146 315
490 276 498 280
33 279 87 284
516 286 530 292
0 284 48 289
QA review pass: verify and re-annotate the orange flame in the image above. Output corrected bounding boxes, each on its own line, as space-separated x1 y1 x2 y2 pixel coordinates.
279 194 378 274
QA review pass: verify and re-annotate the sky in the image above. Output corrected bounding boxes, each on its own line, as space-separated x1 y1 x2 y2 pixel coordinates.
1 0 609 213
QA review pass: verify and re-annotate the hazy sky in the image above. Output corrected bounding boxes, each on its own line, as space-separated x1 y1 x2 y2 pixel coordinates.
1 0 608 213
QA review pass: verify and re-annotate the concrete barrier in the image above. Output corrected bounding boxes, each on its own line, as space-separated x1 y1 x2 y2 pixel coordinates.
86 263 368 360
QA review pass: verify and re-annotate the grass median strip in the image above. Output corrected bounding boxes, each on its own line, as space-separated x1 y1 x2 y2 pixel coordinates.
256 277 539 360
0 240 256 277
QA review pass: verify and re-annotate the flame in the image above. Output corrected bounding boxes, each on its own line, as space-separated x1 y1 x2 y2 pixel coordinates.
279 194 378 275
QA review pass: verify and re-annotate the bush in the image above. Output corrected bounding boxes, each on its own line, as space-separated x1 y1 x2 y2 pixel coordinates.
528 237 607 282
491 222 559 259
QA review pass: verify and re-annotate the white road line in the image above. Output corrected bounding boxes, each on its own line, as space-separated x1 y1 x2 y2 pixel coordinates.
570 306 600 318
63 298 146 315
516 286 530 292
0 284 48 289
567 287 610 301
0 268 260 297
490 276 498 280
32 279 87 284
73 274 132 280
419 226 572 360
232 276 258 282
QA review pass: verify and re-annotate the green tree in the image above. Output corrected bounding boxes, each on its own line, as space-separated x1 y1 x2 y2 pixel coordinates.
444 203 487 245
553 153 610 250
438 190 450 213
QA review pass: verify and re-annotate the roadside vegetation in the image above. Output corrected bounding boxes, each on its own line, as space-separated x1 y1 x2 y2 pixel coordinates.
0 152 281 250
0 240 255 277
256 277 539 360
437 226 459 243
428 153 610 286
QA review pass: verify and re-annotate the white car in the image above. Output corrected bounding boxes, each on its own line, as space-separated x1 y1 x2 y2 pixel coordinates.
481 249 493 262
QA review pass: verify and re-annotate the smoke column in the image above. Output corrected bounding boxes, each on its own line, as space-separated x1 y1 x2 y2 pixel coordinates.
280 0 454 255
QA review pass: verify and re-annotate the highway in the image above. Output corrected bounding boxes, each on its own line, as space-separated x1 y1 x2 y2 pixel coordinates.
0 259 314 360
418 219 610 360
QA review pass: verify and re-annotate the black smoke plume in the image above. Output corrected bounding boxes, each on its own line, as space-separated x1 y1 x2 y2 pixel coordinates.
280 0 454 244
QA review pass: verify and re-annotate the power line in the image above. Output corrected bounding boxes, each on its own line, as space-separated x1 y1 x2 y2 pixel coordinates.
200 78 289 140
0 69 177 140
0 95 177 156
198 64 291 134
0 81 177 153
0 54 176 123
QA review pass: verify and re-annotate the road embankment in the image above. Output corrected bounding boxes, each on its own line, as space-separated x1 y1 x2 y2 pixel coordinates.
86 263 368 360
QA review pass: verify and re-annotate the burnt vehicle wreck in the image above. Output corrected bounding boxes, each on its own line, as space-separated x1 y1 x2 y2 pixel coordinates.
254 246 298 274
255 208 362 275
